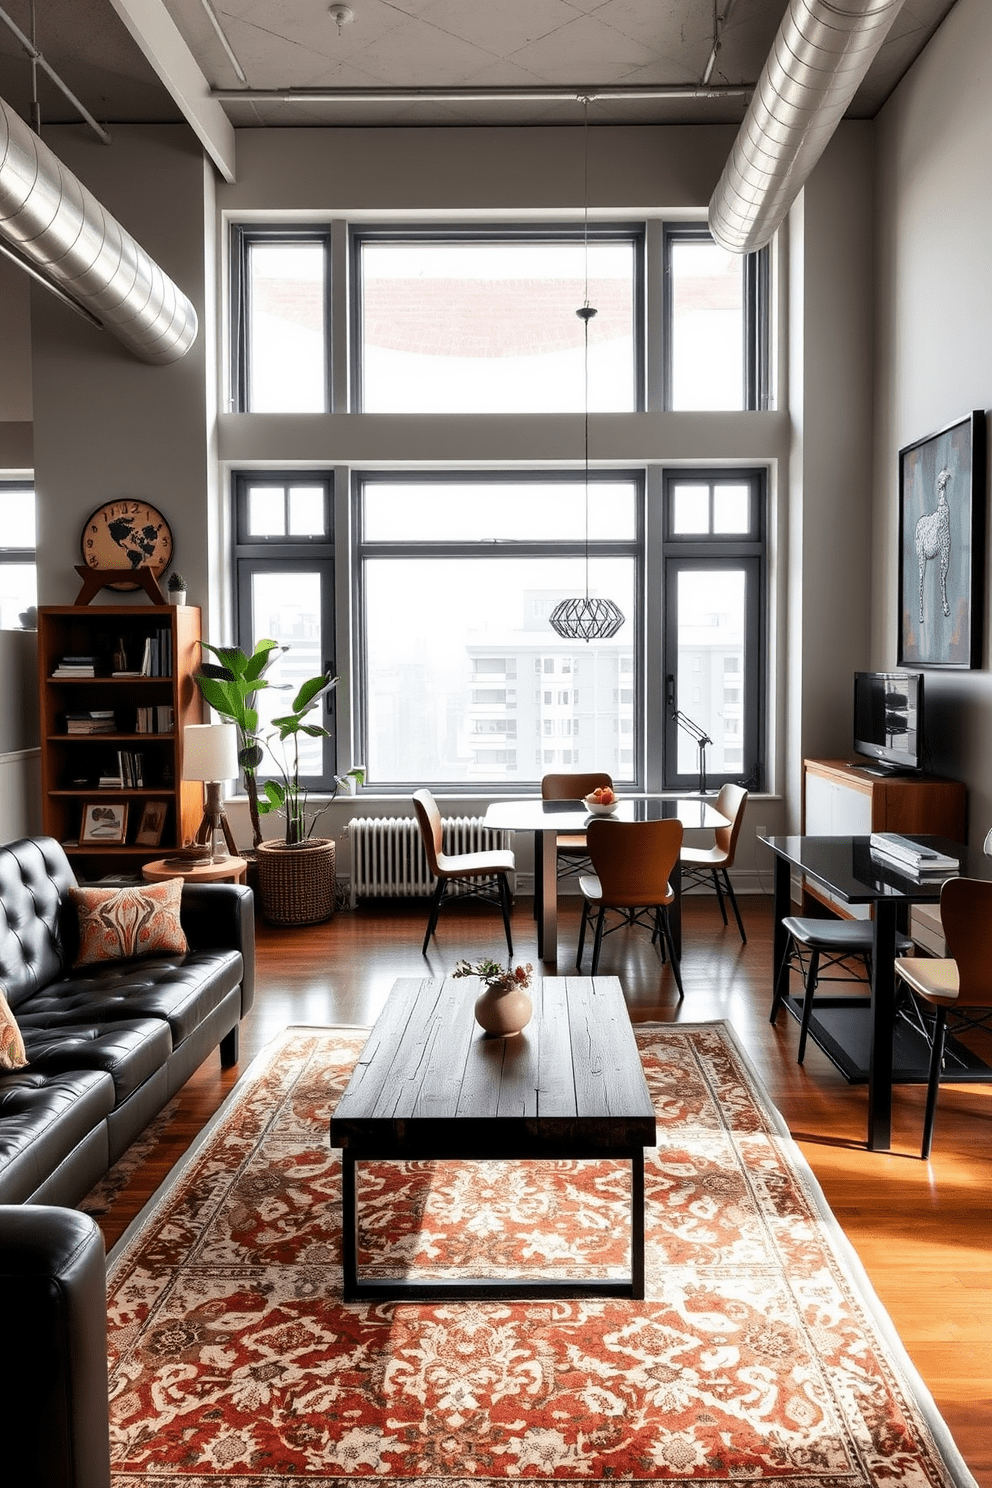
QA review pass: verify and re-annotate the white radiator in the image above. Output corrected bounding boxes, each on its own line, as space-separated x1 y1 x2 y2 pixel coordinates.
346 816 512 906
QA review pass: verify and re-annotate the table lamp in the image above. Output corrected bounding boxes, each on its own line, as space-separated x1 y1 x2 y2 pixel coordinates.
184 722 240 861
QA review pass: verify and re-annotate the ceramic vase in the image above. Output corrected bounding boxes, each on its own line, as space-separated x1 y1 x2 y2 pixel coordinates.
474 977 533 1037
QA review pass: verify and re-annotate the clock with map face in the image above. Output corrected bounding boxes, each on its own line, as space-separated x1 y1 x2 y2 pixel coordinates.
80 500 175 592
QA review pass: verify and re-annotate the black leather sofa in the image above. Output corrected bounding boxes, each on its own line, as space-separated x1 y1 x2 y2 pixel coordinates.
0 834 255 1207
0 1205 112 1487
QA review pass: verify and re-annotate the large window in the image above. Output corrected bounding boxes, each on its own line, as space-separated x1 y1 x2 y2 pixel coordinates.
662 471 766 791
231 228 330 412
664 227 770 411
357 474 641 787
0 482 37 629
232 475 336 788
352 228 642 414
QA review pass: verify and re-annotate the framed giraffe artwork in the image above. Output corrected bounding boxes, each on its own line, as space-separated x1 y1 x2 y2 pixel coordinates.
898 410 986 669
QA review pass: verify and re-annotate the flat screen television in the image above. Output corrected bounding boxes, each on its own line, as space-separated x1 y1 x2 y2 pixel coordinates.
853 671 924 774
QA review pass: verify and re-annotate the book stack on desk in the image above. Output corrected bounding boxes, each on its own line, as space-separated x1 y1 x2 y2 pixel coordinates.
869 832 959 877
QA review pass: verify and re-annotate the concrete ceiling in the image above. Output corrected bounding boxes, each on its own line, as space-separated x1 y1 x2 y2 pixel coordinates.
0 0 959 137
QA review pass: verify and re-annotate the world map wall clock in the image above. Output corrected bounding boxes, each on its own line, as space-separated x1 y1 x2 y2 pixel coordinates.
79 500 175 593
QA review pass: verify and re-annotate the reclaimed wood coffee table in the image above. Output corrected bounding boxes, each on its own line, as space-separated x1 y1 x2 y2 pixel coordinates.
330 973 656 1303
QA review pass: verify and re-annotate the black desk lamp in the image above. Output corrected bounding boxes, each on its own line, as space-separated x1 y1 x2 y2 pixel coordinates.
672 710 713 795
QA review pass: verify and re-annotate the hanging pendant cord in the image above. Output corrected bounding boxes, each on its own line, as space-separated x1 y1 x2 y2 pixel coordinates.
577 95 597 604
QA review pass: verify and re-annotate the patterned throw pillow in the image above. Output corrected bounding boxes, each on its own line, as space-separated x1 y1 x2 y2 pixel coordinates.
0 988 28 1070
71 879 189 966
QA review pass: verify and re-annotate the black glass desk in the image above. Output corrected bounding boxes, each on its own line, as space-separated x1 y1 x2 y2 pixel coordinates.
762 834 991 1151
485 796 728 966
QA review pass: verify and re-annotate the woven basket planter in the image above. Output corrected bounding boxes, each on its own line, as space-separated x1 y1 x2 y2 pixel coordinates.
255 838 336 926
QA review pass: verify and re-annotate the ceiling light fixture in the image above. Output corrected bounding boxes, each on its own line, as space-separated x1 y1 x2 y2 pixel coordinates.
328 4 355 31
550 97 625 644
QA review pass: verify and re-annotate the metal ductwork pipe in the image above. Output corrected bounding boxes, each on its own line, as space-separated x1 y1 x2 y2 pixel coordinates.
709 0 905 254
0 93 197 364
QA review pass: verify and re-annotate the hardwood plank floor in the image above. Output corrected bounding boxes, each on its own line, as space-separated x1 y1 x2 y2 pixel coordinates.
93 891 992 1485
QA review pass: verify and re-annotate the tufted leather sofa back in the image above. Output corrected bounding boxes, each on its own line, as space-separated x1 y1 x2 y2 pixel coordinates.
0 837 77 1010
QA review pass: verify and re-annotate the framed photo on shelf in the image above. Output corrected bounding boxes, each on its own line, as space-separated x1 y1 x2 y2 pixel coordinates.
135 800 168 847
79 801 129 845
898 410 986 668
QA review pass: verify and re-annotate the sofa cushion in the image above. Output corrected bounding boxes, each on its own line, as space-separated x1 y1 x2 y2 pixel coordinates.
0 1068 115 1204
0 837 76 1010
13 949 245 1048
70 880 188 966
19 1018 173 1104
0 989 28 1070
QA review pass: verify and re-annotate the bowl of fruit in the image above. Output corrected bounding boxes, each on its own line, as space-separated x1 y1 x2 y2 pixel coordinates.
583 785 619 815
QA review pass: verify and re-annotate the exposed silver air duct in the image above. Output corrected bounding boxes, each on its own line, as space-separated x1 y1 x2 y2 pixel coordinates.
709 0 906 254
0 93 198 364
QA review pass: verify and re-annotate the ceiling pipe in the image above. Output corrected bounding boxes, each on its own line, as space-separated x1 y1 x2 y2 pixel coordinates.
0 3 111 144
0 92 198 364
708 0 906 254
211 83 753 105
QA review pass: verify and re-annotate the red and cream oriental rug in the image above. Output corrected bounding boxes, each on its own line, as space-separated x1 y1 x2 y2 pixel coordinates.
100 1023 975 1488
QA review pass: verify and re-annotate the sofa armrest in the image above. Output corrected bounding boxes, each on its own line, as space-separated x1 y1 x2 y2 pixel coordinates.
0 1206 111 1488
180 882 256 1017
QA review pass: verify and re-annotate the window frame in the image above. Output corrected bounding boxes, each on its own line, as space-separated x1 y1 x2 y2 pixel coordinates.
230 225 333 414
0 480 37 630
662 225 770 412
661 469 767 792
231 472 338 789
349 222 646 415
354 468 645 792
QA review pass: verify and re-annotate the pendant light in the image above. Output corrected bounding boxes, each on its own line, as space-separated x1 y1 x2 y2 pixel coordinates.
550 98 625 643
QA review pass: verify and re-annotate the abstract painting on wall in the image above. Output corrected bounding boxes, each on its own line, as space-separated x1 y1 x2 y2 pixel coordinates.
898 410 985 668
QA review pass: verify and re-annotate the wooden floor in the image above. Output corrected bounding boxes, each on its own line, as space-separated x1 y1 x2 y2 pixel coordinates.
94 891 992 1485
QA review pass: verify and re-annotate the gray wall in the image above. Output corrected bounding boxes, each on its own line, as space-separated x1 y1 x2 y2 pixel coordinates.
872 0 992 840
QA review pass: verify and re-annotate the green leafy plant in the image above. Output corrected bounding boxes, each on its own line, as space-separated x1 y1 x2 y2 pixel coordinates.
167 571 187 592
257 670 339 845
193 639 284 848
452 959 533 992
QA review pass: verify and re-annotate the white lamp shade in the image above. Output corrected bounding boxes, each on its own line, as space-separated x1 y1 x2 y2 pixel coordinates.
183 722 240 783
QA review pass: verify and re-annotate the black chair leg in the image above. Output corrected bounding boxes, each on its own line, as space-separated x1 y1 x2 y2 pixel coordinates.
721 869 747 944
770 936 794 1024
921 1006 948 1160
711 869 729 926
590 908 606 974
797 949 820 1063
497 872 514 959
422 877 446 955
577 900 591 970
659 908 685 1001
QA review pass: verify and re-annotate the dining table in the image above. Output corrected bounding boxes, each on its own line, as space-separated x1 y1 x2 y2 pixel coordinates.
483 794 730 967
762 832 992 1152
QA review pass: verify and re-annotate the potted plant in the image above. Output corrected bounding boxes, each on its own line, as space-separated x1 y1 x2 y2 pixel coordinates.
253 670 365 926
193 638 284 850
167 572 187 605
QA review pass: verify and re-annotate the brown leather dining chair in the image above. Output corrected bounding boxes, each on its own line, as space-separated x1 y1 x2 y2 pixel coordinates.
413 788 516 958
576 817 684 997
680 782 749 943
541 770 614 885
894 876 992 1158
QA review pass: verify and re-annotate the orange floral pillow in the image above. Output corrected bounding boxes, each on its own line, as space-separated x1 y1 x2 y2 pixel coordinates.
0 988 28 1070
70 879 188 966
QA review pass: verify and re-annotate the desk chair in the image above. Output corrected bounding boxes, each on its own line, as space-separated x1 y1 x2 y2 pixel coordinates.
894 877 992 1158
680 782 748 943
770 916 913 1064
576 817 684 997
413 788 516 958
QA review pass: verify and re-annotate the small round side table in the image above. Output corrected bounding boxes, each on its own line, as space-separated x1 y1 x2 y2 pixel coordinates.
142 856 248 886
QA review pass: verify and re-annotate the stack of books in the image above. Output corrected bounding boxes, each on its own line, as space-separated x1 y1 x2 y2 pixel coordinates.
65 710 116 735
52 654 98 678
869 832 959 876
140 628 173 677
135 705 174 734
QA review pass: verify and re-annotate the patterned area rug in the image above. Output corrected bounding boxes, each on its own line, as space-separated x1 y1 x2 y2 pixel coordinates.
101 1023 975 1487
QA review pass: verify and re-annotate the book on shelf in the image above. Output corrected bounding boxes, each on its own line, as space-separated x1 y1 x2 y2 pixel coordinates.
139 627 173 678
65 710 116 734
869 831 959 875
52 653 99 678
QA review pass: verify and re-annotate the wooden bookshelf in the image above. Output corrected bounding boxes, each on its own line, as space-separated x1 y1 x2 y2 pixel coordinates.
38 605 203 879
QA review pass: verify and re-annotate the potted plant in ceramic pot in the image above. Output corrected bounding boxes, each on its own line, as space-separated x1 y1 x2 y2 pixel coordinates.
254 672 365 926
167 571 187 605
